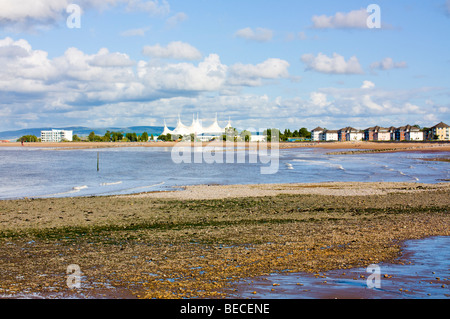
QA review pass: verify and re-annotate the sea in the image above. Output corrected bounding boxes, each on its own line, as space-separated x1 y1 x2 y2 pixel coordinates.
0 146 449 200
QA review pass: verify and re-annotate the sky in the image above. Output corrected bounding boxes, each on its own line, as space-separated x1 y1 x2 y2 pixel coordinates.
0 0 449 132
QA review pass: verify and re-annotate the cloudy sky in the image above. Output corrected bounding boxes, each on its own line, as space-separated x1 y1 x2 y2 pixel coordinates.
0 0 449 132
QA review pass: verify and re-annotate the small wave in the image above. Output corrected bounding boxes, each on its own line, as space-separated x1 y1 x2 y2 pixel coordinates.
40 185 88 197
100 181 123 186
97 182 167 195
293 159 345 171
73 185 88 190
126 181 165 191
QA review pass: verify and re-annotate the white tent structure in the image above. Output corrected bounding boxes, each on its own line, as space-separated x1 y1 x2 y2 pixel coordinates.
162 114 230 141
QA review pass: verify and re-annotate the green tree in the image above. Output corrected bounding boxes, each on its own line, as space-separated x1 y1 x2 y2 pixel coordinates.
158 134 172 141
299 127 311 139
17 135 39 142
141 132 149 142
263 128 281 142
103 130 111 142
88 131 96 142
240 130 251 142
224 127 238 141
111 131 123 142
125 133 137 142
72 134 81 142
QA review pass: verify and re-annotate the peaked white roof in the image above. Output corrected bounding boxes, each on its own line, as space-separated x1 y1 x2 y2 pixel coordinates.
172 115 190 135
188 114 203 134
203 113 224 134
225 117 232 129
162 114 229 136
162 119 173 135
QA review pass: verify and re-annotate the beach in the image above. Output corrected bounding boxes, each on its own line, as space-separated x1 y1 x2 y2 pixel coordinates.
2 140 450 153
0 181 449 299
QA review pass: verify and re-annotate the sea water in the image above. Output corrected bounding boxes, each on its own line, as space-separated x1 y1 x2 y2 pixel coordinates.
0 146 448 200
234 236 450 299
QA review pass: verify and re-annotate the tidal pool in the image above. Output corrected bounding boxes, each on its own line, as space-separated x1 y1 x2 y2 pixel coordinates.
233 236 450 299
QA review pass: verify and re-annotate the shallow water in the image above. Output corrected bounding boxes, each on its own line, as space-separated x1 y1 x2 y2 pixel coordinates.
0 146 449 199
233 236 450 299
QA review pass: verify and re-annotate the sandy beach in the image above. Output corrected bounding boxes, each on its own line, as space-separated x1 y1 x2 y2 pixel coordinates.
0 181 449 299
2 140 450 153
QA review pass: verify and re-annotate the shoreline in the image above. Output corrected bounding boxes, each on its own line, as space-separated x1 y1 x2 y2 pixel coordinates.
122 181 450 200
1 141 450 153
0 181 449 299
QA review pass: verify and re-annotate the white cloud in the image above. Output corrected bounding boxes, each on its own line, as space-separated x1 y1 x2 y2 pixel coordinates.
165 12 188 28
361 81 375 89
301 52 364 74
0 37 444 131
310 92 330 107
0 0 170 30
370 57 407 71
228 58 290 86
142 41 202 60
311 9 369 29
88 48 135 67
125 0 170 16
138 54 228 92
119 27 150 37
234 27 274 42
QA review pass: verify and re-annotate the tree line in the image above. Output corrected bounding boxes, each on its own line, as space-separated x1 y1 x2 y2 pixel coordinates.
16 127 311 143
157 127 312 142
87 131 153 142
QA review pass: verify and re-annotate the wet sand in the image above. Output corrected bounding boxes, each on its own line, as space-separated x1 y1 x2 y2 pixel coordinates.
2 141 450 153
233 236 450 299
0 182 449 299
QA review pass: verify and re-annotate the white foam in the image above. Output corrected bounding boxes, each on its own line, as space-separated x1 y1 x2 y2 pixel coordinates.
100 181 123 186
73 185 88 190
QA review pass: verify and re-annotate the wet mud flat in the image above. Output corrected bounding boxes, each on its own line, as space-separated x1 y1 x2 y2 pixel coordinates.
232 236 450 299
0 182 449 299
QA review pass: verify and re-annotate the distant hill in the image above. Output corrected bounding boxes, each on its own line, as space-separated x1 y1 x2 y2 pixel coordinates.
0 126 171 141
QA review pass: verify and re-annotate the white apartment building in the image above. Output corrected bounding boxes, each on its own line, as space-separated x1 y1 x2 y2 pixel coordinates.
311 127 324 141
406 130 424 141
41 129 73 142
323 130 339 141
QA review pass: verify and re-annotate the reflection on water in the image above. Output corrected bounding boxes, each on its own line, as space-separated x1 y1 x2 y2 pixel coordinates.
0 146 449 199
234 236 450 299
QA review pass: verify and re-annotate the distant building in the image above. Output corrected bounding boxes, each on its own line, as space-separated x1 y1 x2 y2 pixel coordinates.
338 127 363 141
162 114 232 142
311 122 446 143
427 122 449 141
41 129 73 142
323 130 339 141
374 127 391 141
311 127 324 141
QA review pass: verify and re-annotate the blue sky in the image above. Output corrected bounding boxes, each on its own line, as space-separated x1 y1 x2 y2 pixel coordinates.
0 0 449 132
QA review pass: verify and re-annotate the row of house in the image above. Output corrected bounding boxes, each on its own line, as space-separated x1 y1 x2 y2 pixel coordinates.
311 122 449 142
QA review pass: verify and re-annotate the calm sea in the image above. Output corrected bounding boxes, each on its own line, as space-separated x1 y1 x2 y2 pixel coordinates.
0 146 448 200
